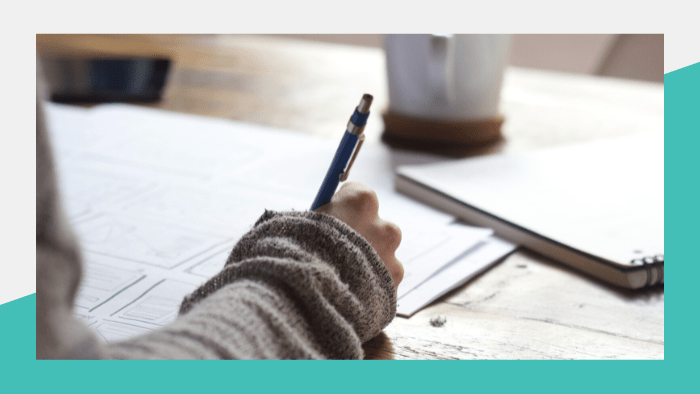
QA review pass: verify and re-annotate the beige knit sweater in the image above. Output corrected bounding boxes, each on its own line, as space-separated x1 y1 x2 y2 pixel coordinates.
36 87 396 360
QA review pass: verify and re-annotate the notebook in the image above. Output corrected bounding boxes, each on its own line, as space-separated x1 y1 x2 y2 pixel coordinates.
396 132 664 289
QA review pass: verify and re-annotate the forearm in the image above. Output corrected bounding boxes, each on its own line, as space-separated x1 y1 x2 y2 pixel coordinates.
105 279 328 359
104 210 397 360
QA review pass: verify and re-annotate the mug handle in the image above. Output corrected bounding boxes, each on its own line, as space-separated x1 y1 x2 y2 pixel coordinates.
428 34 455 105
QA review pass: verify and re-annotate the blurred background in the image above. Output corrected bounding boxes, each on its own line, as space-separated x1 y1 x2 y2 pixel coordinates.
273 34 663 83
36 34 664 152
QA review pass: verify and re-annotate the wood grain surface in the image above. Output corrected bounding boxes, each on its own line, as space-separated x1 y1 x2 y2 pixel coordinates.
36 34 664 360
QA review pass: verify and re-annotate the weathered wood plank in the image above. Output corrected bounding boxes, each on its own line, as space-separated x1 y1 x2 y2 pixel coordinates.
366 302 663 360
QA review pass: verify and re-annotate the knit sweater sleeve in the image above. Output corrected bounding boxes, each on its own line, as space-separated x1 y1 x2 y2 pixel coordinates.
102 210 397 359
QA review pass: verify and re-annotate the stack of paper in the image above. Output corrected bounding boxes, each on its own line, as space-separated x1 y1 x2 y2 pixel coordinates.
396 236 515 316
45 103 516 342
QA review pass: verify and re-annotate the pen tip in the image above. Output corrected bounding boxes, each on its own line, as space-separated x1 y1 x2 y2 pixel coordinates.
358 94 373 114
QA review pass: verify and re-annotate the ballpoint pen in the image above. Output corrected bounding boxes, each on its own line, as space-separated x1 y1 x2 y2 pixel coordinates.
310 94 373 211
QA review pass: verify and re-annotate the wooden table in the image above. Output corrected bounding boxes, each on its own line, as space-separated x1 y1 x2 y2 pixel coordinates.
36 34 664 359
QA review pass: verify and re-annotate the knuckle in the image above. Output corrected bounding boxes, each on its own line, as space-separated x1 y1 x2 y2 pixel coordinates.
339 181 362 191
381 220 402 251
390 259 404 286
358 190 379 211
347 187 379 215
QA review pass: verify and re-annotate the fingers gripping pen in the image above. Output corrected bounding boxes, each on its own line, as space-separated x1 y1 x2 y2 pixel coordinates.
310 94 373 211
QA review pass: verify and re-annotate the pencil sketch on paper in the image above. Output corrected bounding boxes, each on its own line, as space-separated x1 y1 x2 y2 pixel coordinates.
73 259 145 313
110 280 198 326
72 213 230 269
119 184 289 235
57 168 155 219
186 248 232 278
93 321 153 344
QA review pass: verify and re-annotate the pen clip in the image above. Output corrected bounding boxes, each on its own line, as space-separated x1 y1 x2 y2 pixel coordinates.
340 133 365 182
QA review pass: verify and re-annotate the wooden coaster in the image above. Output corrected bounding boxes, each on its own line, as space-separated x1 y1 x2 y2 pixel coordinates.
382 111 504 157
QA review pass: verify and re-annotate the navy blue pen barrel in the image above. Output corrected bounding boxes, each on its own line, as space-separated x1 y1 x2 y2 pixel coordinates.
350 108 370 127
310 131 359 211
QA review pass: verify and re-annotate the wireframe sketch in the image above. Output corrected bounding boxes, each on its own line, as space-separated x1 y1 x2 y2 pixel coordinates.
72 213 230 269
120 184 275 233
57 168 154 219
110 280 198 326
93 320 153 344
186 248 232 278
219 148 329 199
81 109 266 179
73 259 145 312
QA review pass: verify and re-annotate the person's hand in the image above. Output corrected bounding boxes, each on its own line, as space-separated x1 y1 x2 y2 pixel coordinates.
316 182 404 288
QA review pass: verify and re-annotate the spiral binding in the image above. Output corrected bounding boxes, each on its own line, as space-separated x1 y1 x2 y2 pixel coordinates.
629 254 663 287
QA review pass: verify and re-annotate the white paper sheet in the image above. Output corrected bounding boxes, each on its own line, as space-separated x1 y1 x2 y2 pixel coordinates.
396 224 492 299
397 236 518 317
45 103 507 341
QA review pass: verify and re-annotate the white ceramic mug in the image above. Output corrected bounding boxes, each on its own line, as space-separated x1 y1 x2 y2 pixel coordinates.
384 34 511 122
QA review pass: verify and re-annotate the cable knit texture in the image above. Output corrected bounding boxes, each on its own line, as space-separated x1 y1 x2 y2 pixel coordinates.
35 84 396 360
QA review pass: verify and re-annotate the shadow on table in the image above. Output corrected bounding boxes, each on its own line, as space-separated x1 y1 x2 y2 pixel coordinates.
362 331 395 360
523 248 665 299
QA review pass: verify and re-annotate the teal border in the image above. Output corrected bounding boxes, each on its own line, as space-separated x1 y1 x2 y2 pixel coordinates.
665 61 698 370
9 62 697 392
